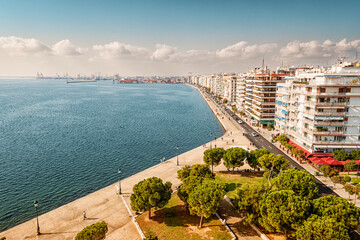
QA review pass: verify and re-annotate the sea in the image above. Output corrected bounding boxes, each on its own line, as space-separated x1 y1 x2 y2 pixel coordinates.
0 78 224 232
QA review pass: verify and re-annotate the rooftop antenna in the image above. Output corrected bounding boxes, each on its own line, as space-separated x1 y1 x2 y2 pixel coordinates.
262 56 265 70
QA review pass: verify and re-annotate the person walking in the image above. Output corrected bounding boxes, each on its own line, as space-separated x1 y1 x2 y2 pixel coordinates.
83 211 87 220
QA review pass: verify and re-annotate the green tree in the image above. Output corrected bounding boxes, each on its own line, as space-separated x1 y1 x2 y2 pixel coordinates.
333 150 349 161
272 168 318 199
177 164 214 204
276 134 289 145
188 180 226 228
258 153 289 186
344 160 357 175
75 221 108 240
248 149 270 171
295 215 350 240
351 150 360 160
223 147 248 173
312 195 360 231
130 177 172 219
236 183 270 224
203 148 226 172
259 190 311 239
345 184 355 200
320 165 337 178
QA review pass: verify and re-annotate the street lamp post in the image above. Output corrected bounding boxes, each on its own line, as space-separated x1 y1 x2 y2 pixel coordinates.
33 200 40 235
176 145 179 166
118 168 122 195
210 133 213 149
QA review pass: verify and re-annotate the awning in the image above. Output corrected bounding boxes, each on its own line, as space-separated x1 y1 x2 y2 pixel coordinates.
281 109 287 115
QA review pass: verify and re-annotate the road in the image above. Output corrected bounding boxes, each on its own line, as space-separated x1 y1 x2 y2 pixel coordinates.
202 89 336 197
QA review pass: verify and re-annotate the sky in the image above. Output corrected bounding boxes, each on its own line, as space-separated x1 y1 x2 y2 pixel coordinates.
0 0 360 76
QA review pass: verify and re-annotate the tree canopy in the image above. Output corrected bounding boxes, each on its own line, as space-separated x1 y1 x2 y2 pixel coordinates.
333 150 349 161
351 150 360 160
236 183 270 224
130 177 172 219
177 164 214 204
272 168 318 199
203 147 226 171
312 195 360 231
188 180 226 228
344 160 357 174
248 149 270 171
258 153 289 185
295 215 350 240
259 190 311 239
223 147 248 173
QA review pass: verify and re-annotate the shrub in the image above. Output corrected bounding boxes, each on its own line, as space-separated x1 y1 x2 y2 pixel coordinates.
75 221 108 240
344 175 351 183
315 171 319 176
145 232 159 240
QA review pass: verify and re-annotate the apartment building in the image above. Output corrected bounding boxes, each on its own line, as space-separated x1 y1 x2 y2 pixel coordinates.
275 61 360 153
244 68 287 126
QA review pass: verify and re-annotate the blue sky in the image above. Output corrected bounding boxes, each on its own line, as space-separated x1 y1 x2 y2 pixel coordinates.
0 0 359 76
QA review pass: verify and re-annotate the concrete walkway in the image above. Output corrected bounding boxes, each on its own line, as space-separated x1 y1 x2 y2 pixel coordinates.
0 86 256 240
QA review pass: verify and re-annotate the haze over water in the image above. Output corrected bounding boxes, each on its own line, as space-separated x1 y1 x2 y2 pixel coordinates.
0 79 224 231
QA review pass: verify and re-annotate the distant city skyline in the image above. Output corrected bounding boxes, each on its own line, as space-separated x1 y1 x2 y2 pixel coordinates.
0 0 359 76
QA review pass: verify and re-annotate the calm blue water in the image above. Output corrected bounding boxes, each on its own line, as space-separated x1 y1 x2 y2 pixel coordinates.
0 79 224 231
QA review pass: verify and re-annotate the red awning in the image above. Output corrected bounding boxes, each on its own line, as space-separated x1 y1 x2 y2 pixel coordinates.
325 159 345 165
312 159 330 165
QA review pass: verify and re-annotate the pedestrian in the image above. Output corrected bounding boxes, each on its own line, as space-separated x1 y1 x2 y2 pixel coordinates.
232 139 234 143
83 211 87 220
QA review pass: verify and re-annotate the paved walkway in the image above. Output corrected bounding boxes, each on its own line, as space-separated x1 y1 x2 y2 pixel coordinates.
0 85 256 240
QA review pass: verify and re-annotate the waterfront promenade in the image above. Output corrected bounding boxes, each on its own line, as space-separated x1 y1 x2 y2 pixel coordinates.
0 87 255 240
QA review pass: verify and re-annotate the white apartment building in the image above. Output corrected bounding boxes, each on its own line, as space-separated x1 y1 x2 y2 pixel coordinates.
275 61 360 153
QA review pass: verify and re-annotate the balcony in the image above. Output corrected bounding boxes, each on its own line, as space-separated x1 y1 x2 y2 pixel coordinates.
315 102 346 107
313 141 360 145
313 131 343 136
315 112 345 117
314 121 344 126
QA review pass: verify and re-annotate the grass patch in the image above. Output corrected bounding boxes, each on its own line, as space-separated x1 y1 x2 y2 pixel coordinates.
351 178 360 184
137 194 232 240
215 172 265 199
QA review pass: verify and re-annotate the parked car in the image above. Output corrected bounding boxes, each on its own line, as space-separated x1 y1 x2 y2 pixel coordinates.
251 132 258 137
238 120 243 124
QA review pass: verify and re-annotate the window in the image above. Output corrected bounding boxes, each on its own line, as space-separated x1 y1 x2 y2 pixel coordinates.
320 88 326 93
346 88 351 93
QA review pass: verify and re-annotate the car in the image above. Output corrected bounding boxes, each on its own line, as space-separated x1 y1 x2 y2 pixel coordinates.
251 132 258 137
238 120 243 124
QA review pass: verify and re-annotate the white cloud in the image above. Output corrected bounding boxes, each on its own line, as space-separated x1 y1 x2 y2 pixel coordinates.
0 36 50 56
151 44 177 61
280 39 360 59
93 41 150 60
216 41 278 58
52 39 86 56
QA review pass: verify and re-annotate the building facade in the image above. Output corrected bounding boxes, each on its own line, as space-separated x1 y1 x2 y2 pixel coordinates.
275 61 360 153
